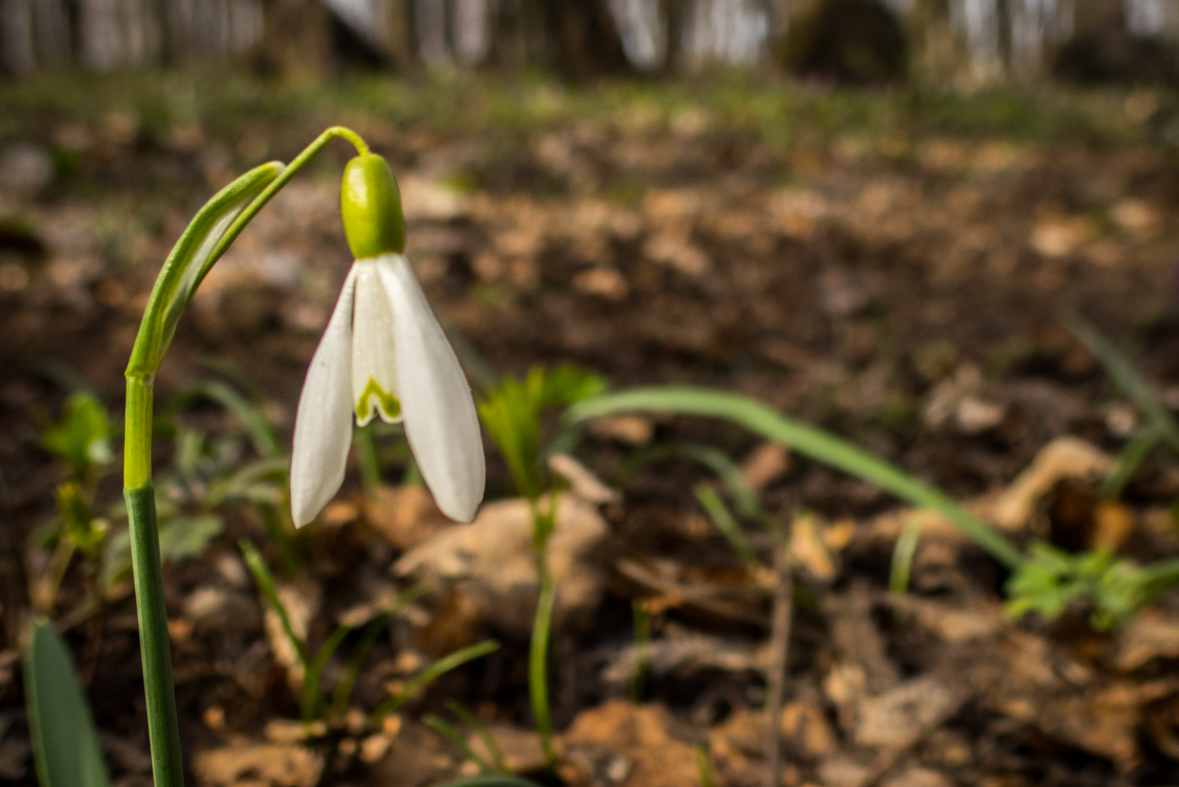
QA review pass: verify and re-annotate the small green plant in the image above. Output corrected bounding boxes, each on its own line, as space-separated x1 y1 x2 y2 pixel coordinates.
240 539 498 731
476 363 607 767
31 391 116 617
1004 543 1179 629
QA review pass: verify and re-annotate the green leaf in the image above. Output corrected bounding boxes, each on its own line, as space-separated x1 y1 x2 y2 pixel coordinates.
479 364 608 501
24 619 111 787
126 162 283 377
370 639 499 723
567 386 1024 569
1062 313 1179 455
42 393 112 475
158 515 224 563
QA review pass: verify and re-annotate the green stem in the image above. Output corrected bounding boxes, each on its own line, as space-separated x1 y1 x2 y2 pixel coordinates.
120 126 371 787
125 484 184 787
529 562 558 768
198 126 368 290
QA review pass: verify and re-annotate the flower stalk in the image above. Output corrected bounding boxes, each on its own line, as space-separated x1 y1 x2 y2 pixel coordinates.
123 127 372 786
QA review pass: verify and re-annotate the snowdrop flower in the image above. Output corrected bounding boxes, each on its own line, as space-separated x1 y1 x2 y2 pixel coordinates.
290 154 484 526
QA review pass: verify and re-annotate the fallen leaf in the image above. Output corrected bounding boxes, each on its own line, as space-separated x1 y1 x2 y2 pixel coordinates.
193 743 323 787
560 701 699 787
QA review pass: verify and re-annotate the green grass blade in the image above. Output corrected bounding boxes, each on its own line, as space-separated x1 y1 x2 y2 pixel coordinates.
424 714 496 775
370 639 499 723
568 387 1024 569
619 442 765 520
330 585 430 720
693 484 760 569
1062 313 1179 454
696 743 715 787
24 619 111 787
239 539 309 667
445 701 508 774
1101 426 1160 499
888 514 925 595
301 623 353 723
169 380 280 458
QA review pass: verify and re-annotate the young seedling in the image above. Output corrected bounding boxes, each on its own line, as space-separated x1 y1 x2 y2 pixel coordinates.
476 363 607 767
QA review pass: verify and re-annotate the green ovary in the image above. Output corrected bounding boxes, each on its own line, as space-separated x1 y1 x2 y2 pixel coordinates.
355 377 402 424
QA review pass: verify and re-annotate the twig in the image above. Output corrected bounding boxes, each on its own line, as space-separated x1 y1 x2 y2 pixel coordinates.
764 515 794 787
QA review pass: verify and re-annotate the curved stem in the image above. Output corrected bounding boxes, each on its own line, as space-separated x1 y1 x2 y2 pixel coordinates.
197 126 368 290
122 126 371 787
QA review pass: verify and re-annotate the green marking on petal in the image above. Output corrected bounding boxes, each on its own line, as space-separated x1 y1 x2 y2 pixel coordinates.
355 377 402 425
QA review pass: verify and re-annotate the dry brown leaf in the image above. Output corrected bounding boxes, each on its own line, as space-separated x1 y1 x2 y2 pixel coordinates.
989 436 1112 530
781 701 838 757
548 453 621 504
1116 612 1179 671
395 495 609 634
740 442 790 492
856 675 968 750
560 701 699 787
193 743 323 787
365 484 454 551
466 725 546 773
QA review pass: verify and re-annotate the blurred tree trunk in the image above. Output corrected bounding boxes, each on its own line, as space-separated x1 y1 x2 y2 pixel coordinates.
258 0 331 79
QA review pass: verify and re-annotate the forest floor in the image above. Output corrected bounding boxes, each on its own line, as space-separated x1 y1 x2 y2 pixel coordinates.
4 71 1179 787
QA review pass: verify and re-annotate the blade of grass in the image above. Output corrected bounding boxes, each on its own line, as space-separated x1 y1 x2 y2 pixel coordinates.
693 484 760 569
370 639 499 723
697 743 716 787
618 442 765 519
424 714 496 775
888 514 926 595
631 600 651 704
301 623 352 722
330 585 432 720
446 700 508 774
1063 313 1179 454
1101 426 1160 499
568 387 1024 569
240 539 308 667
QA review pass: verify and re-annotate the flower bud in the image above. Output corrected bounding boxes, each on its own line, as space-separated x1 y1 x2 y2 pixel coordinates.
341 154 406 259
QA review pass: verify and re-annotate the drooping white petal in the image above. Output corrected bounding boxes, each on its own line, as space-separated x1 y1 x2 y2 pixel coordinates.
290 266 358 527
351 261 402 426
375 254 485 522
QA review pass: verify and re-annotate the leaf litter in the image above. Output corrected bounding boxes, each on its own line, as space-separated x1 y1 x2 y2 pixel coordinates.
3 77 1179 786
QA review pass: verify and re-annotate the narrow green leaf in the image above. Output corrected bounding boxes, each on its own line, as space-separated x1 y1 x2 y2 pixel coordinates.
126 162 283 377
168 380 280 458
370 639 499 723
24 619 111 787
1063 313 1179 454
693 484 760 569
445 700 508 775
301 623 353 723
423 714 495 775
240 539 309 667
568 387 1024 569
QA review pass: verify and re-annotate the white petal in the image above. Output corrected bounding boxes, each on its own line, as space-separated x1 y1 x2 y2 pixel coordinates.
376 254 485 522
290 266 358 527
351 261 401 426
